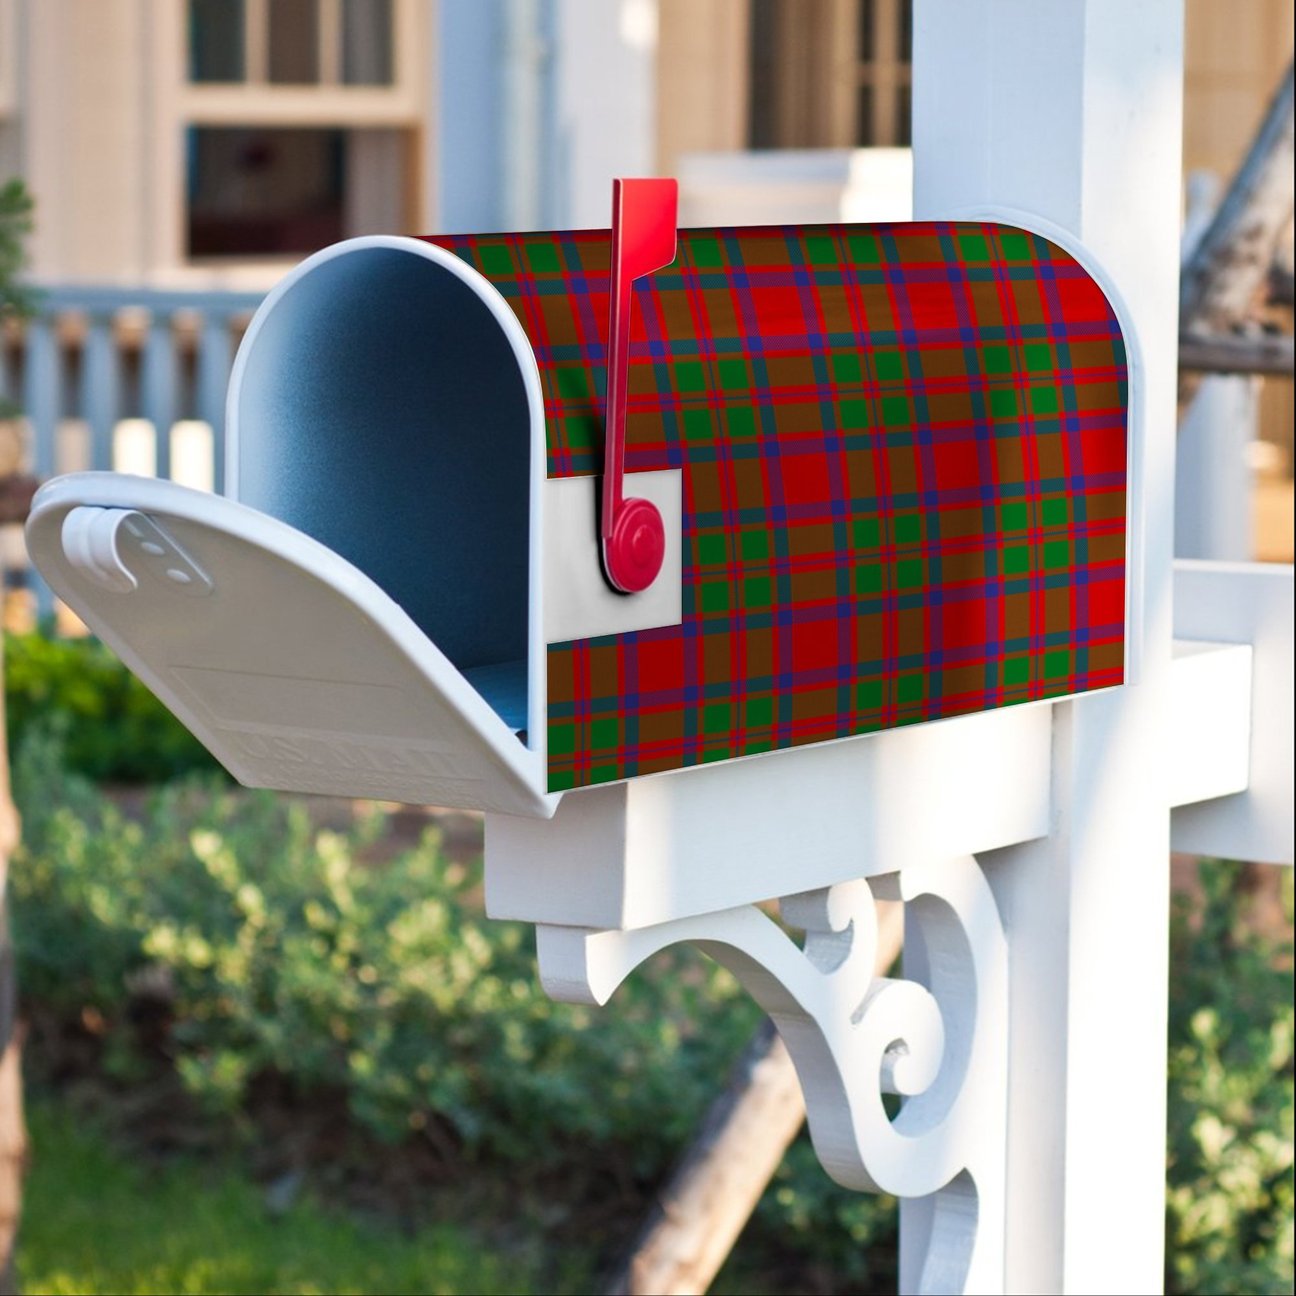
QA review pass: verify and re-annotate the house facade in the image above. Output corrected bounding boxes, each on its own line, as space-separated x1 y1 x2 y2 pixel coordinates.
1 0 1288 284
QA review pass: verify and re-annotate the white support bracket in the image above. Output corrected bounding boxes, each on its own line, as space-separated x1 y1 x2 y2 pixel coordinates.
536 856 1008 1296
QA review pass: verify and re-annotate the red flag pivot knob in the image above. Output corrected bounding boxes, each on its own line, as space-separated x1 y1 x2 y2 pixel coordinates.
603 495 665 593
601 177 678 595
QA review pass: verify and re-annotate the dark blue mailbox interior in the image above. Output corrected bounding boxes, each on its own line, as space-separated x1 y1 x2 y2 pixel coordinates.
233 243 532 731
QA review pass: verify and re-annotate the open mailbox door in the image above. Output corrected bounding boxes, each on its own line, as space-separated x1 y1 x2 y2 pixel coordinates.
27 473 555 818
28 235 555 818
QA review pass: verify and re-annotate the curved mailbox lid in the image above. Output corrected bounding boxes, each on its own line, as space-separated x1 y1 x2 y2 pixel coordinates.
26 473 556 819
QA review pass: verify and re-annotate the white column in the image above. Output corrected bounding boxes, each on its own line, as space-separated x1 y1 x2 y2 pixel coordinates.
911 4 1183 1293
552 0 657 227
1175 377 1258 561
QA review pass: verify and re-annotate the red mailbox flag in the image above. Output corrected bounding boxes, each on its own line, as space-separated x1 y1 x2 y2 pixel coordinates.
602 178 678 594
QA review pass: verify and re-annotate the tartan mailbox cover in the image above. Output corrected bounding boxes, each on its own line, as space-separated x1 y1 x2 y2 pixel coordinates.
429 219 1129 792
26 214 1128 815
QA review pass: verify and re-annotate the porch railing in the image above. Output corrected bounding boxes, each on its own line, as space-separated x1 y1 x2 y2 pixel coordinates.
1 284 265 618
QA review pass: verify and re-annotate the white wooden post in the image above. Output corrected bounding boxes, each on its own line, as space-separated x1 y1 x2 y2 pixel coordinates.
1175 377 1258 561
911 4 1184 1291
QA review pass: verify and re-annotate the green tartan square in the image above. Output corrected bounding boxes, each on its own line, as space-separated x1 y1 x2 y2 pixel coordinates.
1044 540 1070 568
726 406 757 438
958 233 991 261
746 696 774 727
701 581 730 614
875 351 904 381
548 769 577 791
853 517 881 548
697 533 727 566
590 717 619 750
1003 657 1030 685
989 388 1018 418
702 746 731 763
1044 650 1071 679
839 398 871 429
589 764 619 784
855 565 882 594
848 233 881 263
1001 501 1029 531
744 576 772 607
1030 386 1059 415
690 236 724 267
556 365 591 399
832 353 863 384
1042 497 1069 526
549 724 576 757
718 358 748 389
741 529 769 561
524 242 561 273
881 396 910 427
744 737 775 756
675 361 706 392
1003 545 1030 575
856 678 883 709
703 702 732 733
983 345 1012 375
564 414 598 450
804 234 838 265
894 514 922 544
896 558 924 588
897 674 924 704
1024 343 1053 372
477 244 515 276
999 231 1032 260
683 408 713 441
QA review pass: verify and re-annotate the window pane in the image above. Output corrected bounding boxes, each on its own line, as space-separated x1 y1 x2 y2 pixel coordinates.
895 85 911 145
189 0 245 82
269 0 320 84
747 0 780 148
858 0 875 62
857 82 874 144
342 0 394 85
187 127 346 258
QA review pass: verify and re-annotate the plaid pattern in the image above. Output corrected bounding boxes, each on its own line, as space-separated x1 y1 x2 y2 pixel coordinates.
426 223 1129 792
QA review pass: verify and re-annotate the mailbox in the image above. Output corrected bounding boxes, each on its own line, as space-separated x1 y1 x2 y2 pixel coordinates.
26 188 1129 817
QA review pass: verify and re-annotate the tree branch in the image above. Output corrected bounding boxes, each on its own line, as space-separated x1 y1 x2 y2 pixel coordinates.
1179 331 1295 377
1180 62 1294 336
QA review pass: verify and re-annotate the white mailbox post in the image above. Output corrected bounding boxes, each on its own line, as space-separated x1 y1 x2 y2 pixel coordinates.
510 5 1293 1293
22 4 1294 1294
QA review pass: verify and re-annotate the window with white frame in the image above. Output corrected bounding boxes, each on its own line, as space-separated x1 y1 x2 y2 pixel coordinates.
748 0 913 149
176 0 420 262
189 0 395 87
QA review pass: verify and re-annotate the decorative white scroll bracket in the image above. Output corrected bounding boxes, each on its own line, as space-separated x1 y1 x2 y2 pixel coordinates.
536 855 1008 1296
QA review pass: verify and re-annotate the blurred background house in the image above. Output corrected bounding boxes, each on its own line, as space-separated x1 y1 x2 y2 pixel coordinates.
0 0 1291 611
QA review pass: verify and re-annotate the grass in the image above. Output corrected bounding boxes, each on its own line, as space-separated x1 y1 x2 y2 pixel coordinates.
18 1101 548 1295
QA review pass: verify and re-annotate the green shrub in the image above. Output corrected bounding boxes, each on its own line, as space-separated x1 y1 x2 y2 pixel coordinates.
11 726 759 1170
1166 861 1294 1295
4 630 220 783
10 725 1293 1293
